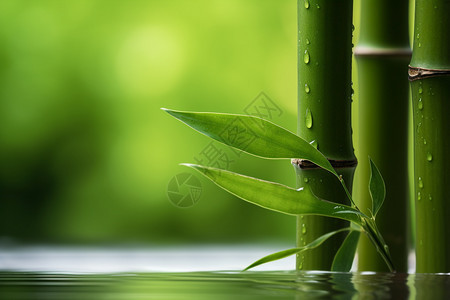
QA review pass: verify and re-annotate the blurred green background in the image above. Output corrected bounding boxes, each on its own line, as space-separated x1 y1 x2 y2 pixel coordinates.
0 0 304 244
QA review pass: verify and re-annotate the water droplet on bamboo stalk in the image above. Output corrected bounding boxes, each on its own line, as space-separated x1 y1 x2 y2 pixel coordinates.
423 138 427 145
304 0 310 9
316 4 320 9
302 223 307 234
298 261 303 270
418 98 423 110
427 152 433 161
305 108 313 129
306 38 310 45
384 245 389 253
305 84 310 94
418 42 422 48
309 140 318 149
303 177 309 183
418 192 421 201
419 87 423 94
429 195 432 201
418 177 423 189
303 50 310 64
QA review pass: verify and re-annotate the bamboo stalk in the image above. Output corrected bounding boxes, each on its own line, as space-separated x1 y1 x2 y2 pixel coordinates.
295 0 355 270
410 0 450 273
353 0 410 272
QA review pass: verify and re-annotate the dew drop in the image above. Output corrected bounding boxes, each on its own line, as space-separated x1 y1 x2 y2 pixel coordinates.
316 4 320 9
418 177 423 189
306 38 310 45
427 152 433 161
302 223 307 234
303 50 310 64
418 98 423 110
418 192 421 201
423 138 427 145
309 140 318 149
305 108 313 129
298 261 303 270
303 177 309 183
305 83 310 93
416 33 420 39
418 42 422 48
419 87 423 94
429 195 433 201
304 0 310 9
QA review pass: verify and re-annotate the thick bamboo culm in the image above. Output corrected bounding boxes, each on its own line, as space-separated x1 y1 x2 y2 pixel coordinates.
354 0 410 272
410 0 450 273
295 0 355 270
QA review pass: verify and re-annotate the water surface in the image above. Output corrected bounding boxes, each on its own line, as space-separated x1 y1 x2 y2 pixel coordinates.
1 246 449 299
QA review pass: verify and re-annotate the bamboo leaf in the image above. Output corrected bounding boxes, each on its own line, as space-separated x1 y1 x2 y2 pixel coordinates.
369 157 386 217
184 164 363 224
331 230 361 272
244 228 351 271
163 109 336 176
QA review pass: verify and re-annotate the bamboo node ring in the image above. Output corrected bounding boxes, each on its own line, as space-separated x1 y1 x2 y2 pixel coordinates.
291 158 358 170
408 66 450 81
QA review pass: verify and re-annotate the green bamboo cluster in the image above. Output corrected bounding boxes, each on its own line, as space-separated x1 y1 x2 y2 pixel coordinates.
296 0 355 270
165 0 450 274
354 0 410 272
410 0 450 273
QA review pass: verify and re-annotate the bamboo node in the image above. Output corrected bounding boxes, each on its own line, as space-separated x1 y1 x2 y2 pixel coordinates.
291 158 358 170
408 66 450 81
354 47 412 57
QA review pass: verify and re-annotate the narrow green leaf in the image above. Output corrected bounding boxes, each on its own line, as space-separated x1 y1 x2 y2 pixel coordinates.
244 227 351 271
331 230 361 272
184 164 363 224
369 157 386 216
163 109 337 176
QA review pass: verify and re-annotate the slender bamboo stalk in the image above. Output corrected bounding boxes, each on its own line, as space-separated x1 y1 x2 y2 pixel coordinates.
353 0 410 272
295 0 355 270
410 0 450 273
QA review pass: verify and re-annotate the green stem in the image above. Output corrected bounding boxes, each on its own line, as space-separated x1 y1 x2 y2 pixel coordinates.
296 0 355 270
353 0 410 272
410 0 450 273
